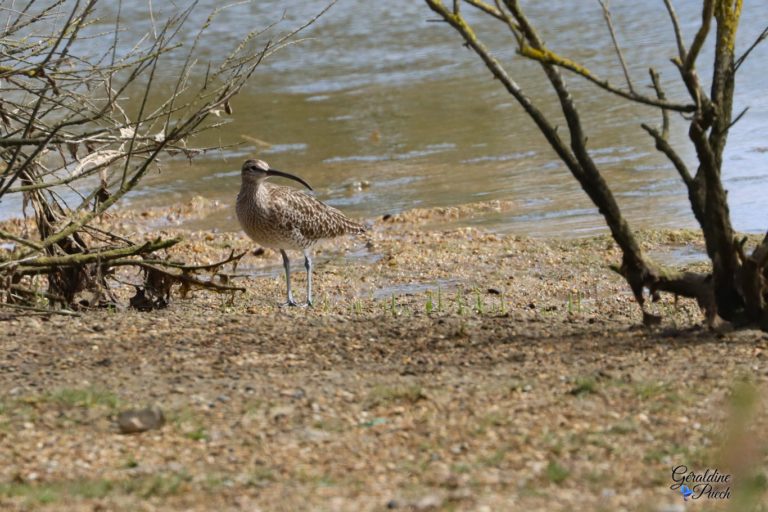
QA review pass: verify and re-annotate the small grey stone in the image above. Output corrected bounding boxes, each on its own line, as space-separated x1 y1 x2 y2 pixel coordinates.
280 388 306 400
414 494 443 510
117 406 165 434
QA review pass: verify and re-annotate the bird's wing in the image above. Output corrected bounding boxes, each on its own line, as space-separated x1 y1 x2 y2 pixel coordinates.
268 186 364 240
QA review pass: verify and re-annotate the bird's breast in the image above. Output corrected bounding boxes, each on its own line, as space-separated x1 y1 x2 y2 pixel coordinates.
236 185 308 250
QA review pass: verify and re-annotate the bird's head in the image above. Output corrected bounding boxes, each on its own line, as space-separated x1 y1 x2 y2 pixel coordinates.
241 159 313 191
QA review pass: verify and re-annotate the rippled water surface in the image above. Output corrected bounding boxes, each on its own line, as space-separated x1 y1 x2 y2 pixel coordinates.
8 1 768 236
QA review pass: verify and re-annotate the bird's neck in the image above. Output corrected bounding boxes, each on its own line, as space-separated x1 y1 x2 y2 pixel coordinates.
238 179 274 210
240 177 269 194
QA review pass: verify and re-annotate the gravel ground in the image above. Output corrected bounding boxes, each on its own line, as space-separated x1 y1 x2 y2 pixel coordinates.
1 200 767 511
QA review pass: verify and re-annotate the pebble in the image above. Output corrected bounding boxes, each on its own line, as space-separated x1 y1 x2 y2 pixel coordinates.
269 405 294 421
116 406 165 434
414 494 443 510
281 388 306 399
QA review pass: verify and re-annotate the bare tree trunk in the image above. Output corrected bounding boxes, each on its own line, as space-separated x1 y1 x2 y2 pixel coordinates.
425 0 768 330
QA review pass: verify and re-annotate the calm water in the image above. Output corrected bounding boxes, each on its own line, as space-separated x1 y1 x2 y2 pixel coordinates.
6 1 768 236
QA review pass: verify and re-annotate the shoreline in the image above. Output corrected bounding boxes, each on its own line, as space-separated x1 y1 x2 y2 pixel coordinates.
1 201 766 511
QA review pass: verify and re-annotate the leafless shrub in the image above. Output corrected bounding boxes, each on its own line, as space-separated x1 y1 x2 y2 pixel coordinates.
0 1 332 312
426 0 768 330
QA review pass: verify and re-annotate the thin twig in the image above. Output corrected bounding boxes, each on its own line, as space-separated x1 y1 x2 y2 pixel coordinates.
735 24 768 71
0 302 80 316
0 229 43 250
466 0 507 22
641 123 693 187
717 106 749 136
13 238 180 269
662 0 687 61
596 0 634 94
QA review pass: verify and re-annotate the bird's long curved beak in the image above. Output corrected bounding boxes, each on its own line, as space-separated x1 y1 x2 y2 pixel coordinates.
267 169 313 191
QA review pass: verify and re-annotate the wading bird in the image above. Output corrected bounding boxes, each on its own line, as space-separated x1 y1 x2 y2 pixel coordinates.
236 159 365 306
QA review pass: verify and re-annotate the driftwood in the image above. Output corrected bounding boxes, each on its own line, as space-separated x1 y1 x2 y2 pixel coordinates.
426 0 768 330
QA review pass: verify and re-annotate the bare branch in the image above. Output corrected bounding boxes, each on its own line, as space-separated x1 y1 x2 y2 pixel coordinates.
662 0 687 61
465 0 507 22
735 24 768 71
596 0 634 94
514 39 694 112
11 238 180 271
119 261 246 294
648 68 669 138
424 0 581 176
0 229 42 250
684 0 714 71
718 106 749 136
641 124 693 187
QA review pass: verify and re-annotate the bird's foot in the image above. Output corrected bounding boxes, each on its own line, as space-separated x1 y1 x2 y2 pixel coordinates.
280 299 300 307
305 300 314 308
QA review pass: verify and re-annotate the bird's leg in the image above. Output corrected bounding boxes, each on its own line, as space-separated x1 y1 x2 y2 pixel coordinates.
304 249 313 307
280 249 298 307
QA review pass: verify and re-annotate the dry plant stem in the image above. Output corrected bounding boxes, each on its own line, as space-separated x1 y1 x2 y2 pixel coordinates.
121 262 246 294
7 284 67 305
0 302 80 316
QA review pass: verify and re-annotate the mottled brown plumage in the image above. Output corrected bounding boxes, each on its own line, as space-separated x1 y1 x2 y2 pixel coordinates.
236 159 365 306
237 176 364 251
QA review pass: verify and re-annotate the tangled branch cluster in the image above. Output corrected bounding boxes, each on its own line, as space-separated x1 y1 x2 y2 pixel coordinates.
0 0 326 312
